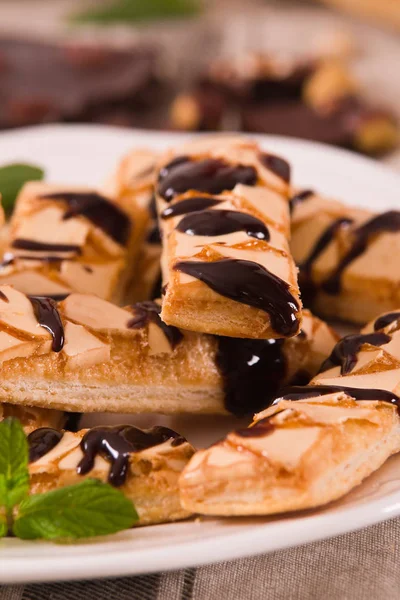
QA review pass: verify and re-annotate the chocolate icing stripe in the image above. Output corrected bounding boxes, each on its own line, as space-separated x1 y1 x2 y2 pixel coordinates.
289 189 314 214
323 210 400 295
39 191 131 246
28 428 64 462
157 156 257 202
174 258 300 336
77 425 185 487
319 332 391 375
29 296 65 352
274 384 400 410
374 312 400 331
216 337 286 417
128 301 183 349
176 209 270 240
161 196 222 219
12 239 82 254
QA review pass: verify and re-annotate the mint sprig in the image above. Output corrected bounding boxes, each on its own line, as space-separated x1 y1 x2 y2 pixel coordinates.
71 0 200 25
14 479 138 540
0 418 138 540
0 418 29 521
0 163 44 215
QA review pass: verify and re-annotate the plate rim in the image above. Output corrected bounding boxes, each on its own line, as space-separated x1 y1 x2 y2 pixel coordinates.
0 123 400 583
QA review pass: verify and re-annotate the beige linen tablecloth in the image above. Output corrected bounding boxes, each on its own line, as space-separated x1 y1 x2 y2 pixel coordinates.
2 517 400 599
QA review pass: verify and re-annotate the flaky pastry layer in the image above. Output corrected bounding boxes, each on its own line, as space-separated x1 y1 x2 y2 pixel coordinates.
156 135 302 339
291 190 400 324
180 310 400 515
28 425 195 526
0 286 335 415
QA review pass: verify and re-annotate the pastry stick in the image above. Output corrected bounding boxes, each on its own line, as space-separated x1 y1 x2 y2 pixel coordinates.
180 310 400 516
0 286 336 416
290 189 400 324
0 178 150 303
156 135 302 339
105 148 162 302
28 424 195 526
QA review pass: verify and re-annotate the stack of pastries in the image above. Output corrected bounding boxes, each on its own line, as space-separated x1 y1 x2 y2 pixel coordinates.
0 134 399 526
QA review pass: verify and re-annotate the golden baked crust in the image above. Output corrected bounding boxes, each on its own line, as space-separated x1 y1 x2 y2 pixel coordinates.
28 425 195 526
0 286 335 415
180 310 400 515
0 175 150 303
156 135 302 339
290 190 400 324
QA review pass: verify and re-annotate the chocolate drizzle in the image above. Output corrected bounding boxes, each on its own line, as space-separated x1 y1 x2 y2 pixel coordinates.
289 189 314 214
77 425 185 486
300 217 353 276
273 384 400 412
157 156 257 202
161 196 222 220
28 427 63 462
29 296 65 351
216 337 286 417
146 224 161 245
323 210 400 295
319 332 391 375
174 258 300 336
176 209 270 240
259 153 290 183
0 290 9 303
12 239 82 254
40 191 131 246
374 312 400 331
128 301 183 349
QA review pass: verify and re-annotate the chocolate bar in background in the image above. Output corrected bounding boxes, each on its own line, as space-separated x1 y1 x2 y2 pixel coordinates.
0 38 167 129
170 54 398 156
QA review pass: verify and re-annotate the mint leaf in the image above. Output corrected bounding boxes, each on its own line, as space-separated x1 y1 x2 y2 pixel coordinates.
71 0 200 24
0 418 29 512
13 479 138 540
0 163 44 215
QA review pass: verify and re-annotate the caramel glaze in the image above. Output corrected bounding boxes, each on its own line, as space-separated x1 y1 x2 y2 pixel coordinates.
323 210 400 295
374 312 400 331
28 427 64 462
128 301 183 349
40 191 131 246
237 384 400 438
289 189 314 214
161 196 222 220
216 337 286 417
77 425 185 486
29 296 65 352
176 209 270 240
259 153 290 183
157 156 257 202
11 239 82 255
174 258 300 336
319 332 391 375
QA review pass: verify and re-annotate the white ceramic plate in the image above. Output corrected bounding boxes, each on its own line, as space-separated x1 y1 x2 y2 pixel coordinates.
0 124 400 584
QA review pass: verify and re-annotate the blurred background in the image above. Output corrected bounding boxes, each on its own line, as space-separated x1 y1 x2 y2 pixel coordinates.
1 0 400 161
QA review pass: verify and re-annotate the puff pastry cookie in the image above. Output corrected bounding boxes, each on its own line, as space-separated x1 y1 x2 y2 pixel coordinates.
290 189 400 324
156 135 302 339
105 148 161 302
0 285 335 416
28 424 195 526
180 310 400 515
0 179 148 303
